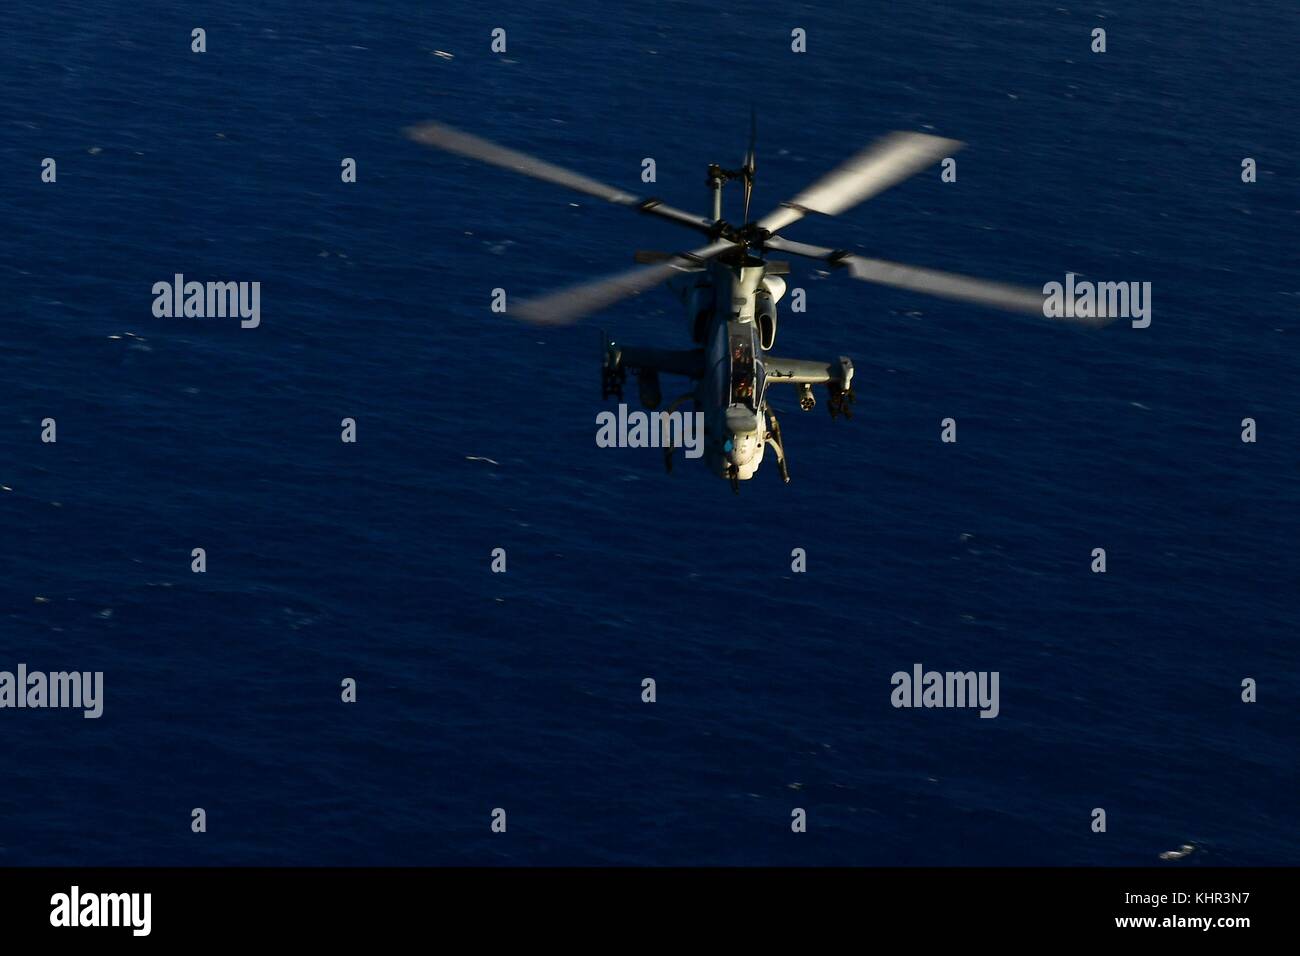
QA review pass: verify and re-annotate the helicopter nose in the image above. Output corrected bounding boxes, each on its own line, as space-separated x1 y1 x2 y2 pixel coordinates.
722 407 761 465
723 430 759 466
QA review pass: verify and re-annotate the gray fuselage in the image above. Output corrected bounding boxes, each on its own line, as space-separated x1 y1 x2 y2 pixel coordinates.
690 257 777 480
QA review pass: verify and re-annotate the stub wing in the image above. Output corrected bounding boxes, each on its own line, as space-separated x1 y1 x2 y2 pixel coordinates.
615 346 706 379
763 355 854 387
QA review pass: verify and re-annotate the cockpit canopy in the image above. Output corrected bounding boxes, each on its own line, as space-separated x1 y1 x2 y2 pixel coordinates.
718 320 764 412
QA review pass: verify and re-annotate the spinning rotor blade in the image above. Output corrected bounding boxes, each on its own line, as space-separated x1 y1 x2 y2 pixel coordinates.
513 239 735 325
764 236 1111 326
757 132 962 234
405 121 714 234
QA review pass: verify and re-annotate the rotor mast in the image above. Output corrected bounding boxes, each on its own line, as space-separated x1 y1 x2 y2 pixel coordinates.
708 165 724 222
708 108 756 230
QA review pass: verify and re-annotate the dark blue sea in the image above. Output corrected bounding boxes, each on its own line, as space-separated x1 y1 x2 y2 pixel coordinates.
1 1 1296 865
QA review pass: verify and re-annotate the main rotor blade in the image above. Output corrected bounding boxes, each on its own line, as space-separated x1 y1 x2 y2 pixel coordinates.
745 106 757 174
757 132 962 234
405 121 715 234
513 239 735 325
742 106 757 225
764 236 1112 326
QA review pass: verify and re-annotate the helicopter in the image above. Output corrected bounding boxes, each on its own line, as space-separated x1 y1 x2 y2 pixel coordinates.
406 117 1111 491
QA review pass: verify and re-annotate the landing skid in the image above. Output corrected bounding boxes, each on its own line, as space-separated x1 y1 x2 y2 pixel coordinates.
764 404 791 484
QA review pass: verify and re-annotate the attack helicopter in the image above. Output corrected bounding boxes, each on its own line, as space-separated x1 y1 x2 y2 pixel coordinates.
406 117 1109 490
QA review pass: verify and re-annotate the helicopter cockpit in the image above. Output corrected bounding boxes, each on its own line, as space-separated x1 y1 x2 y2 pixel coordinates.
726 322 765 411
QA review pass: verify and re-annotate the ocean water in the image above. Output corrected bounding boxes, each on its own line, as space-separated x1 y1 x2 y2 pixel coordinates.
1 1 1296 865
